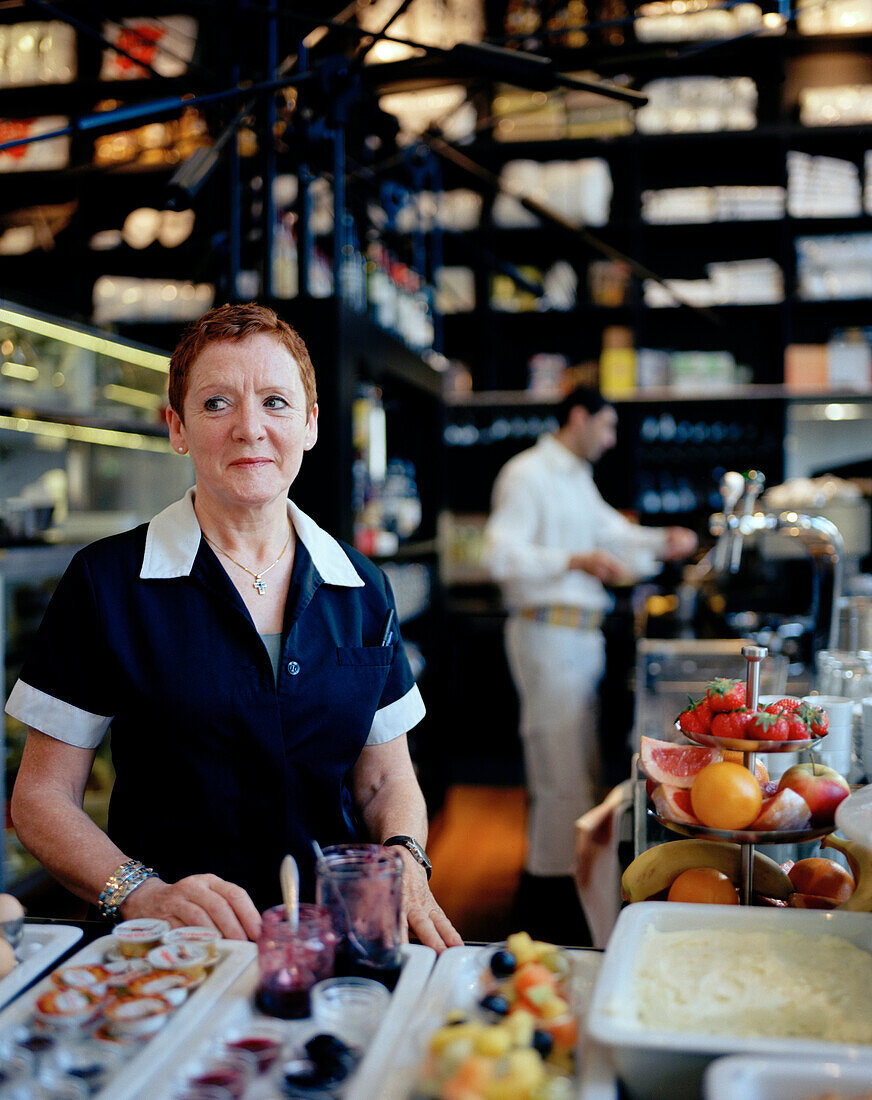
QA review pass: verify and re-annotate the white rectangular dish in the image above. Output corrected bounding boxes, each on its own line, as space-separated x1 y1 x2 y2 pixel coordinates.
705 1053 872 1100
133 942 436 1099
586 902 872 1100
0 933 256 1098
0 922 83 1010
373 943 615 1100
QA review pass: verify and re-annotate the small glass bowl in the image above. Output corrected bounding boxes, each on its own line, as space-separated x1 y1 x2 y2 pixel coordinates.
310 976 390 1047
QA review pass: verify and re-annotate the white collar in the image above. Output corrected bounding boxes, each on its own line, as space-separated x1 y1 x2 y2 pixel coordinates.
538 433 591 474
140 488 365 588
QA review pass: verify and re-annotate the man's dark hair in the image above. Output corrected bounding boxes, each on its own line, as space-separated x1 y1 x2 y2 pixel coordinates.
556 385 610 427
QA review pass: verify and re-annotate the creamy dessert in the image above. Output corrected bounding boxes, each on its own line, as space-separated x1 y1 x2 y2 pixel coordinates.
616 926 872 1044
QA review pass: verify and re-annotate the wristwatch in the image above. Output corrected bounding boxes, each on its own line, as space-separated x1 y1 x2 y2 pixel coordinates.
383 835 431 880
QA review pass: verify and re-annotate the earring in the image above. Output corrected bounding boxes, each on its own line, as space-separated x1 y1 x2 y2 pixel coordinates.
177 445 187 454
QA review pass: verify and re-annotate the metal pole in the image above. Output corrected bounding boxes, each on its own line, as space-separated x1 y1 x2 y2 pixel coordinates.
741 644 768 905
262 0 278 299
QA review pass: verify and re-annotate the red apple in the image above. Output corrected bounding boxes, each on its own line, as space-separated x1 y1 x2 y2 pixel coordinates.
777 763 850 826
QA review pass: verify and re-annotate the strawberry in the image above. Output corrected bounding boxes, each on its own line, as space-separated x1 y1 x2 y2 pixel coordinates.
676 696 713 737
764 698 802 715
705 678 746 713
746 710 789 742
710 709 754 739
784 712 811 741
796 702 828 738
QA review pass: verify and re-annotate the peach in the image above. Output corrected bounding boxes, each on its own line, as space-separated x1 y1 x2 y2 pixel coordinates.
787 857 855 903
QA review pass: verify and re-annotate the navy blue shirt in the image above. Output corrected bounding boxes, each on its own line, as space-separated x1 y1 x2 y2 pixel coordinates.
6 492 425 910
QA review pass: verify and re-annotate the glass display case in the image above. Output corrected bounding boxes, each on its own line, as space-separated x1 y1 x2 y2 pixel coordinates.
0 299 191 890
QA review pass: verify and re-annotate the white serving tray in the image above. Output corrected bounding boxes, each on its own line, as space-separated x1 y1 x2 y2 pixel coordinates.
0 923 83 1010
374 944 616 1100
705 1052 872 1100
133 942 436 1099
587 902 872 1100
0 933 256 1099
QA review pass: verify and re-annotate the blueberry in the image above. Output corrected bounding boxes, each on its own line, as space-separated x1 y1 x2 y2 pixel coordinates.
480 993 510 1016
489 948 516 977
281 1058 323 1090
305 1034 351 1063
532 1029 554 1059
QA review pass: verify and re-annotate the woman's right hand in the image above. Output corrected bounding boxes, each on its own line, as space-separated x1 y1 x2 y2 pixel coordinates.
119 874 262 941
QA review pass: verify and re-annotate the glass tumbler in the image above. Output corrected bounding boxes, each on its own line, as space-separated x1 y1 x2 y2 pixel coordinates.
316 844 404 990
255 903 336 1019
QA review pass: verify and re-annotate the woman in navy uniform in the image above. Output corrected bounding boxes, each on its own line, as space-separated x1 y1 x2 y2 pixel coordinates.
6 303 461 950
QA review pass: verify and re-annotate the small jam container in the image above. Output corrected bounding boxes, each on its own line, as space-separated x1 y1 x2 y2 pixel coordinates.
18 1072 90 1099
103 995 173 1039
178 1048 258 1100
101 957 152 989
33 988 102 1031
9 1024 58 1064
46 1039 123 1091
147 942 210 984
0 1041 34 1087
126 970 195 1007
222 1021 287 1074
162 927 222 965
113 918 171 958
52 965 111 997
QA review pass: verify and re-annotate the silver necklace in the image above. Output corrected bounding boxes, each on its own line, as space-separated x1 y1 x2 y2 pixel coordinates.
204 524 292 595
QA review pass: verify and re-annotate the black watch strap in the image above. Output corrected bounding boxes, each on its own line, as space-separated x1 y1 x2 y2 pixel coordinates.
383 835 431 879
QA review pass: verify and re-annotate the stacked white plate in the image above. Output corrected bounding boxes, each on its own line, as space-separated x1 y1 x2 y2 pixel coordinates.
805 695 854 778
861 697 872 781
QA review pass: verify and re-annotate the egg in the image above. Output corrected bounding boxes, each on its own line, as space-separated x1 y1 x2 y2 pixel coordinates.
0 895 24 923
0 939 16 979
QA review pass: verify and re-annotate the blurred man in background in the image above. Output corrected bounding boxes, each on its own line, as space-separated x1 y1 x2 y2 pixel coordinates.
484 386 697 943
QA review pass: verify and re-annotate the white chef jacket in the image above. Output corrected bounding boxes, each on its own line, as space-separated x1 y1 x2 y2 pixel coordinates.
484 434 667 613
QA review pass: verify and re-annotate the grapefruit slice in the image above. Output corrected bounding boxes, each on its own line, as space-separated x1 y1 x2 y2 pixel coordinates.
640 736 723 788
750 788 811 831
651 783 702 826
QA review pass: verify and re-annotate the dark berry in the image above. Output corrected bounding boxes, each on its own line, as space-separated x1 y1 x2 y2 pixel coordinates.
305 1034 351 1063
480 993 510 1016
532 1029 554 1058
489 948 516 977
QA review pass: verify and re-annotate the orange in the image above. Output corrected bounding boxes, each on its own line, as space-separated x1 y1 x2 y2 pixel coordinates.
690 761 763 830
666 866 739 905
722 750 769 784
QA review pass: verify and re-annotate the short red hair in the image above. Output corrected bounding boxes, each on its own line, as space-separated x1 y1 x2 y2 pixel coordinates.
168 302 317 420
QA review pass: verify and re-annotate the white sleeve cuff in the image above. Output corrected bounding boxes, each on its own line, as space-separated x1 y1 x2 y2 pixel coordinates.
365 683 426 746
4 680 110 750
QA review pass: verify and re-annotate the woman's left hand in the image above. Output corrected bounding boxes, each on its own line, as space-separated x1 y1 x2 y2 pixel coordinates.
395 848 463 952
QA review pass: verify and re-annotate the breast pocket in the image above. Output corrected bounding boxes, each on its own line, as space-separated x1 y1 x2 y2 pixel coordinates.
335 646 393 669
327 646 394 746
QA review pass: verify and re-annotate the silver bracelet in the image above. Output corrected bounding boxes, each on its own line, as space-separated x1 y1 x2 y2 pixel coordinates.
97 860 157 920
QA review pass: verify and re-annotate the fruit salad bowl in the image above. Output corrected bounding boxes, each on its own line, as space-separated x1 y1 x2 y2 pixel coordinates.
408 935 582 1100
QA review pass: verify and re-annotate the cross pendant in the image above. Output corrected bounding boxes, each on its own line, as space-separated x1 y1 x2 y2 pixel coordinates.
253 577 267 595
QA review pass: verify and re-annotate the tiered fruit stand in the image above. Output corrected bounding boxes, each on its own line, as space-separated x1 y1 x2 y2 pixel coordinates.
648 644 832 905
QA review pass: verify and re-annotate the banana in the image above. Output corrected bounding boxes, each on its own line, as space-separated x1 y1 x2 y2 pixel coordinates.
821 834 872 912
621 838 795 902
